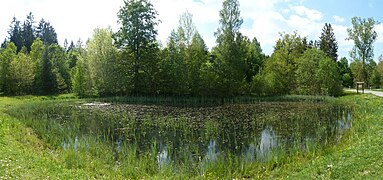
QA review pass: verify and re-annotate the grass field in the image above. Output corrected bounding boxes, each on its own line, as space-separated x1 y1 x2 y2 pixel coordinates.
0 93 382 179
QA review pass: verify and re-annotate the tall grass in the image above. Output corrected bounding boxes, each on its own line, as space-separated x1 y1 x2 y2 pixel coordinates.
5 96 352 178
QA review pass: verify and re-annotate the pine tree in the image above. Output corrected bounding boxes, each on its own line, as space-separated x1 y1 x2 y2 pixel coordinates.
36 19 58 45
8 17 23 52
22 12 36 52
319 23 338 61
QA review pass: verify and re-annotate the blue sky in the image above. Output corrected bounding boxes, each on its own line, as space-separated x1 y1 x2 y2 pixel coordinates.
1 0 382 61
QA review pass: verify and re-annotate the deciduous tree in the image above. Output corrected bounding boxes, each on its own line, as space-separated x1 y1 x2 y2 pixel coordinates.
213 0 247 96
115 0 160 94
347 17 379 84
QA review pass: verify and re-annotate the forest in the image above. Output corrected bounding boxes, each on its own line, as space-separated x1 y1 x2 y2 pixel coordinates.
0 0 381 97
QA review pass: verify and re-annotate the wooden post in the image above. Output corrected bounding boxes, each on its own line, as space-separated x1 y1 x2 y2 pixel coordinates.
356 82 365 94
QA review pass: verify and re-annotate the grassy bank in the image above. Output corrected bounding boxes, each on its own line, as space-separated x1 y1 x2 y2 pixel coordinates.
262 93 383 179
0 93 382 179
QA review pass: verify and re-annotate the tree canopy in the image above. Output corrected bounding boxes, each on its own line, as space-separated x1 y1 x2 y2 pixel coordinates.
3 5 380 97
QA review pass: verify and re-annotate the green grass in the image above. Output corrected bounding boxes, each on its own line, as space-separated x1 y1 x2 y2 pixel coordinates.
259 93 383 179
0 93 382 179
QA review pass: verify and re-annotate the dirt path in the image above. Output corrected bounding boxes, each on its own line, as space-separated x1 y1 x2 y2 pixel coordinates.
345 89 383 97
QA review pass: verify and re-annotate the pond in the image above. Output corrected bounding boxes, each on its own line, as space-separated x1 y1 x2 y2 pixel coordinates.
10 100 352 171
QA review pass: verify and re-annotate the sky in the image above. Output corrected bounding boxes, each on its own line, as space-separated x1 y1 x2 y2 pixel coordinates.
1 0 383 60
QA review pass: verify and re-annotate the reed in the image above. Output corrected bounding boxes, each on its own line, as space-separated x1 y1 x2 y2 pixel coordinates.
5 95 352 179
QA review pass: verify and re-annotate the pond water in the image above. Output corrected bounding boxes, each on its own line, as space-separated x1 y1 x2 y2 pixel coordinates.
55 101 351 167
11 100 352 168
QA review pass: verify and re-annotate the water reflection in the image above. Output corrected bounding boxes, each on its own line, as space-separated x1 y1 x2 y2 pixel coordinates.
258 127 277 162
62 135 79 150
336 111 352 141
58 102 352 167
245 143 256 162
204 140 218 164
157 146 170 170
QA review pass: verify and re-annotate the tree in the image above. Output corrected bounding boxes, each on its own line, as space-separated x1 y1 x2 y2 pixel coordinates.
158 30 188 95
244 37 265 83
48 44 71 92
67 40 76 52
0 42 17 94
158 11 205 95
337 57 353 88
262 32 308 95
34 42 70 94
295 49 342 96
317 57 343 96
8 17 23 52
370 68 381 88
1 39 6 49
319 23 338 61
376 55 383 87
22 12 36 52
213 0 247 96
189 32 208 95
347 17 379 84
89 28 126 95
38 45 57 94
115 0 160 94
72 53 93 96
36 19 58 45
178 11 196 47
350 60 364 84
9 47 35 95
295 49 322 95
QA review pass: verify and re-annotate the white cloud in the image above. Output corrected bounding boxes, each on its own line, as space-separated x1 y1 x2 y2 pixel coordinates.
241 3 324 54
375 24 383 43
333 16 345 23
332 24 353 57
290 5 322 21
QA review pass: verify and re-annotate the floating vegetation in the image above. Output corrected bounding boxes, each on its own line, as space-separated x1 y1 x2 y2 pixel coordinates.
7 97 353 176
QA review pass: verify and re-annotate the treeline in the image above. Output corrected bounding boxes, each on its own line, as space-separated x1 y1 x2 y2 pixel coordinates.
0 0 380 97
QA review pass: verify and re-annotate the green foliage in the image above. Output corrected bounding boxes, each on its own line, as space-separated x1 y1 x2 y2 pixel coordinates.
158 30 188 95
245 37 265 82
8 17 23 53
261 32 308 95
158 12 210 96
0 42 17 94
350 60 364 84
21 12 36 52
188 32 209 95
9 50 35 95
262 57 290 95
73 28 130 96
32 39 71 94
319 23 338 61
212 0 247 96
370 68 381 88
375 55 383 87
347 17 379 83
0 6 349 97
115 0 160 94
296 49 322 95
317 57 343 96
295 49 342 96
72 55 93 96
337 57 353 87
36 19 58 45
